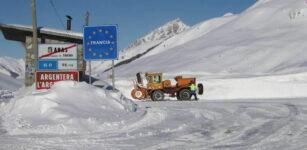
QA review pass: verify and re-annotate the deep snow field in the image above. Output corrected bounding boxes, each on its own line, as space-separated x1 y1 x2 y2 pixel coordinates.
1 72 307 150
2 0 307 149
1 82 307 149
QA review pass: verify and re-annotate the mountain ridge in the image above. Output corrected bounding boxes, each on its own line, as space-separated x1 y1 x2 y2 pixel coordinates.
91 18 190 74
102 0 307 78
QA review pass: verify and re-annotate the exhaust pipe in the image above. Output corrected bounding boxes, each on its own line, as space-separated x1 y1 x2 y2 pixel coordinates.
66 15 72 30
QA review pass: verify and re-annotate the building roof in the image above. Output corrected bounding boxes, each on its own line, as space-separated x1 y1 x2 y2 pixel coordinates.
0 23 83 44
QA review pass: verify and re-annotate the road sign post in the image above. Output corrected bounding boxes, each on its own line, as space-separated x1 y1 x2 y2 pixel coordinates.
83 25 118 88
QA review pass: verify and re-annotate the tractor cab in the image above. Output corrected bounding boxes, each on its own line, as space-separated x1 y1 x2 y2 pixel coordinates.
145 73 163 89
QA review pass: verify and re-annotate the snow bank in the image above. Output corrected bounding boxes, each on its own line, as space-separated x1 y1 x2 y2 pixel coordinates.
115 72 307 101
202 72 307 100
1 81 138 135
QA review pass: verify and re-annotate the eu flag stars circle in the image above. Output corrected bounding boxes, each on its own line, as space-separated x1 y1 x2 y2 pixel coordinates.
83 25 118 60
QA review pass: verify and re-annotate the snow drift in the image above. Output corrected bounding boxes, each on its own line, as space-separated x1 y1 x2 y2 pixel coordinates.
1 81 139 135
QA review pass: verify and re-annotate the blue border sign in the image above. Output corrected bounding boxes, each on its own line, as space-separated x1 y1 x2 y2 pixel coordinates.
38 60 78 71
38 60 57 70
83 25 118 60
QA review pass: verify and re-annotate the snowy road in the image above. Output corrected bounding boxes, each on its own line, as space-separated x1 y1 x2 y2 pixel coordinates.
1 98 307 150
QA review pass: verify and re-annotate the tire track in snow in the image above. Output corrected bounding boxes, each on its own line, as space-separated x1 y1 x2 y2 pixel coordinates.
0 118 6 135
118 107 167 132
146 102 300 150
211 103 299 149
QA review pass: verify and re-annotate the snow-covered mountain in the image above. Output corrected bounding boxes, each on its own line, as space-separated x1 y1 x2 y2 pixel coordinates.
91 18 189 74
103 0 307 78
125 18 189 51
0 57 24 79
0 57 24 90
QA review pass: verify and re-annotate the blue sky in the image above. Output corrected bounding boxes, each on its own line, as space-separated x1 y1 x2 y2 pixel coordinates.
0 0 257 58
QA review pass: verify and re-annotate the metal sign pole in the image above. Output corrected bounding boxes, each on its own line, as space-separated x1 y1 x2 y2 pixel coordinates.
85 12 92 84
89 60 92 84
112 60 115 89
31 0 38 87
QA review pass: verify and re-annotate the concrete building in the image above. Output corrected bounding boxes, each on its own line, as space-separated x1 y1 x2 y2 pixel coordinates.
0 23 85 86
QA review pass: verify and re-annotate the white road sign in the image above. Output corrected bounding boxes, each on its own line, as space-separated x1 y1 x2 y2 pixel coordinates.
38 44 78 59
58 60 78 70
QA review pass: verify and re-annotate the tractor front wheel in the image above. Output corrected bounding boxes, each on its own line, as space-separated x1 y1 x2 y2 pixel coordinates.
151 90 164 101
131 88 146 100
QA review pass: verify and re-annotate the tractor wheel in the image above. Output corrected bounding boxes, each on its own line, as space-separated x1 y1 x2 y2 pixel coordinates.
176 92 181 100
198 83 204 95
131 88 146 100
178 89 191 101
151 90 164 101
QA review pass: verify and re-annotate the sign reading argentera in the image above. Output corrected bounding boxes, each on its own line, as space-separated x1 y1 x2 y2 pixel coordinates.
36 71 79 89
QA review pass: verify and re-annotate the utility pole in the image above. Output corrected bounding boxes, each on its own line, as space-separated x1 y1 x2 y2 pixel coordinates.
85 11 92 84
28 0 38 86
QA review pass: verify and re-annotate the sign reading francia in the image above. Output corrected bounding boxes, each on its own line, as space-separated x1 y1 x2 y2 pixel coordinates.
90 40 111 45
83 25 118 60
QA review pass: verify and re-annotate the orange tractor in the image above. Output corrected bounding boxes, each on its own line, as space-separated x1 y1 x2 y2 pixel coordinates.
131 72 203 101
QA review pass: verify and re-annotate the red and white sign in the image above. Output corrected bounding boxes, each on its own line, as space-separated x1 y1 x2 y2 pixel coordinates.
38 44 78 59
36 71 79 89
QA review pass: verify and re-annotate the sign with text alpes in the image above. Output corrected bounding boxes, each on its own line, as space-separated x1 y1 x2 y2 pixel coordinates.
37 44 78 71
83 25 118 60
36 71 79 89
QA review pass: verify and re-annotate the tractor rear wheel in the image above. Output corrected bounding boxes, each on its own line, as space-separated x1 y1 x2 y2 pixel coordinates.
198 83 204 95
131 88 146 100
176 92 180 100
178 89 191 101
151 90 164 101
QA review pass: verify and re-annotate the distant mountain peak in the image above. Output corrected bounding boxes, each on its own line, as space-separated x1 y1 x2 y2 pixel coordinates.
126 18 190 50
0 56 24 79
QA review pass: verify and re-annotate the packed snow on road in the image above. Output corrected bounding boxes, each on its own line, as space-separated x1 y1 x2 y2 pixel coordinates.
1 80 307 149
